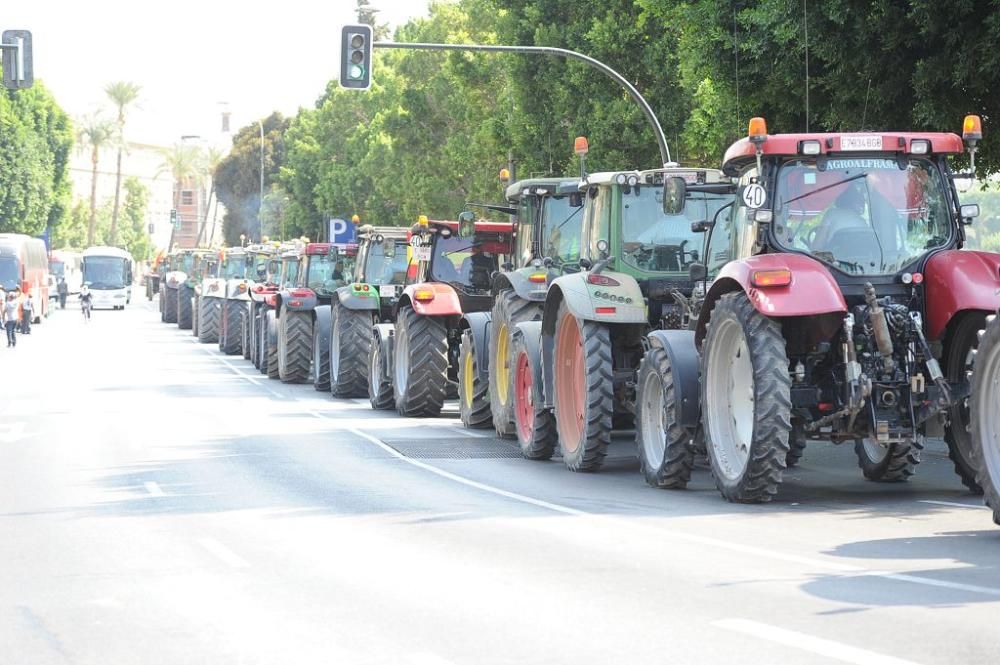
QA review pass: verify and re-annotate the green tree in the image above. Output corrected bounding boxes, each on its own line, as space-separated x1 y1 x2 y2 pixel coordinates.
197 146 225 247
119 177 152 260
77 113 116 245
105 81 141 245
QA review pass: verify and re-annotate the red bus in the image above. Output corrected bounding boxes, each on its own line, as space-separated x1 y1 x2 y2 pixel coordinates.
0 234 50 321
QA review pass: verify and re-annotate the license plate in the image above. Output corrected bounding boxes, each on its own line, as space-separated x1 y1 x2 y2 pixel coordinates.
379 285 397 298
840 135 882 151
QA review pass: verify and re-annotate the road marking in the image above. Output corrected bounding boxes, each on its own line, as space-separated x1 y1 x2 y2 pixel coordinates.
143 481 165 497
189 340 284 398
713 618 923 665
199 538 250 569
917 499 989 510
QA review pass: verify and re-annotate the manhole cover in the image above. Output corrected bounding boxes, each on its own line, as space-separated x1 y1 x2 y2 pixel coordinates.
382 437 521 460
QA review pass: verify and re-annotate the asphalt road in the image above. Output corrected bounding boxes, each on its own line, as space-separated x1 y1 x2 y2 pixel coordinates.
2 289 999 665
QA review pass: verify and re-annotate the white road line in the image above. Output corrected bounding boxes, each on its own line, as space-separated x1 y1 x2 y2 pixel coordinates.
713 618 923 665
189 340 284 398
199 538 251 569
143 481 165 497
451 425 494 439
917 499 989 510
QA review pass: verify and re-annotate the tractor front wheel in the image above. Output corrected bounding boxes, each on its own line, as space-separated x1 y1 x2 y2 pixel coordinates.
854 436 923 482
242 305 252 360
177 286 193 330
266 312 280 380
459 330 491 428
369 334 394 410
511 330 556 460
220 300 243 355
330 306 372 397
393 307 448 417
162 287 178 324
552 302 612 472
197 297 219 344
312 319 331 392
701 291 791 503
278 310 312 383
489 291 542 437
970 314 1000 525
635 345 694 489
945 312 987 494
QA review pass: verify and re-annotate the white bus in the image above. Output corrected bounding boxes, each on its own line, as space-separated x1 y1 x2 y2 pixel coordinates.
49 249 83 294
81 246 134 310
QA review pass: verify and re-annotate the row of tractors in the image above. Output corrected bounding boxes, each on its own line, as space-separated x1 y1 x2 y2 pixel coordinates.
152 115 1000 526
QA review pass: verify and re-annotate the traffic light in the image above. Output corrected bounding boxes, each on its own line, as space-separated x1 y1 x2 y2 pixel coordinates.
170 209 180 230
340 24 372 90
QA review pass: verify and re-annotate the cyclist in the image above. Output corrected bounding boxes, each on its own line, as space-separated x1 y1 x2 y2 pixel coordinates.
80 285 93 321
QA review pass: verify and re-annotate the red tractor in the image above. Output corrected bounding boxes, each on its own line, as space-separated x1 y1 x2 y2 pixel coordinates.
369 216 513 417
641 115 994 502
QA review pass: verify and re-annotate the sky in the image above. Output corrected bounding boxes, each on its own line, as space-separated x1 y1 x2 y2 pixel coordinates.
6 0 431 147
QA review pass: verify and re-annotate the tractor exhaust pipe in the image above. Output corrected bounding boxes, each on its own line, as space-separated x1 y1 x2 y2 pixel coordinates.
864 282 894 373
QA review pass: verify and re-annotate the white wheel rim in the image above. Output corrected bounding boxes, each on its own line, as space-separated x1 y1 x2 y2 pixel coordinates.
330 322 341 381
862 437 888 463
640 367 666 468
395 325 409 396
706 318 754 481
976 338 1000 483
371 342 381 397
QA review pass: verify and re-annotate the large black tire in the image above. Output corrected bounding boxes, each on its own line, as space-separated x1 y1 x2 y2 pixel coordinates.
511 330 556 460
177 286 193 330
162 287 178 324
854 436 923 482
219 300 243 355
489 290 542 437
242 306 252 360
192 295 200 337
944 312 987 494
278 309 312 383
312 319 331 392
786 422 807 469
159 286 165 319
701 291 791 503
330 305 373 397
266 313 280 380
249 305 260 368
635 344 695 489
393 307 449 417
552 302 612 472
369 334 395 410
198 297 220 344
970 314 1000 525
257 309 270 373
459 329 492 428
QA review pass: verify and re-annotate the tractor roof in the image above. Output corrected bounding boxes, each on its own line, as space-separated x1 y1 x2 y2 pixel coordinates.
722 132 964 176
358 224 409 240
505 177 578 202
427 219 515 234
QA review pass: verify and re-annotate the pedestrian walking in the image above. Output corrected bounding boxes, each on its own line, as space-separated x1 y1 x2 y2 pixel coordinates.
3 292 18 347
57 277 68 309
20 290 33 334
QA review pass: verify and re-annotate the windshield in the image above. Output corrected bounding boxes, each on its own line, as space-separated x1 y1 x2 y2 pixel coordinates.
364 241 409 285
83 257 127 289
541 196 584 267
0 256 19 290
306 254 355 293
50 261 65 278
622 187 731 274
773 157 951 275
177 254 194 274
221 256 248 279
430 233 505 290
282 259 299 287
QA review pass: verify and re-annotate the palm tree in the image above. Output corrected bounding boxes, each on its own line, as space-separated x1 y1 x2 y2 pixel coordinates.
76 114 117 246
197 146 225 247
158 143 204 250
105 81 141 246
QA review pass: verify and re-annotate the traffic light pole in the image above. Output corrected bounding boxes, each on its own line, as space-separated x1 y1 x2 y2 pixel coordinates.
372 41 673 167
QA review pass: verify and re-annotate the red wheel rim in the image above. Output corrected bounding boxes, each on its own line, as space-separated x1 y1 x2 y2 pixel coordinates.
555 312 584 452
514 350 534 443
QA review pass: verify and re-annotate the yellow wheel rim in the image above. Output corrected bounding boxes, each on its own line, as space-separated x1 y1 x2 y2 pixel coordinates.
463 345 475 405
496 323 510 406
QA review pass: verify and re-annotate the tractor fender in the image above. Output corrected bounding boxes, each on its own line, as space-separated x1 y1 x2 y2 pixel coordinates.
201 277 226 299
280 288 318 312
400 282 463 316
924 250 1000 341
164 271 187 289
514 320 549 408
372 322 395 384
541 270 646 336
695 253 847 347
334 284 380 311
266 308 278 350
646 330 701 431
314 304 332 355
493 269 547 302
460 311 492 383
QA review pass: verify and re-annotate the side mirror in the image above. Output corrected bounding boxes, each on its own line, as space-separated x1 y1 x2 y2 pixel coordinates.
383 238 397 258
691 220 714 233
457 211 476 238
662 177 687 215
267 259 280 275
961 203 980 224
689 262 707 282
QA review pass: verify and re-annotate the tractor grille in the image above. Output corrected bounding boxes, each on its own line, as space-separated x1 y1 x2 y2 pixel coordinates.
381 437 522 460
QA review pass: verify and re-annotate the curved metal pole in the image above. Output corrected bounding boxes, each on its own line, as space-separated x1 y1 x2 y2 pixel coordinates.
373 41 672 166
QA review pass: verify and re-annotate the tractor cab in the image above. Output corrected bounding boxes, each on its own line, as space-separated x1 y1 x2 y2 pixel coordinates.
502 177 583 275
296 242 358 298
355 225 410 298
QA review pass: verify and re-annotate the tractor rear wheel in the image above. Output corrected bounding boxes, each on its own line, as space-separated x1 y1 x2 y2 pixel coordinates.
635 345 694 489
854 436 923 482
945 312 987 494
266 312 280 380
369 334 394 410
278 309 312 383
177 286 193 330
250 306 260 368
220 300 243 355
489 290 542 437
786 422 807 469
242 306 252 360
197 297 219 344
312 319 331 392
192 295 200 337
459 330 491 428
162 287 178 324
511 330 556 460
553 302 612 472
393 307 448 417
701 291 791 503
330 306 372 398
970 314 1000 525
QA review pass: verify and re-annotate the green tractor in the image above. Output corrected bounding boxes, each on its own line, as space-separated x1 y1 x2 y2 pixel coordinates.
176 249 215 331
510 167 731 470
324 224 411 399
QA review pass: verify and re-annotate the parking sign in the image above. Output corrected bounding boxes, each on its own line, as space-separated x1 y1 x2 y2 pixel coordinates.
329 217 356 244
